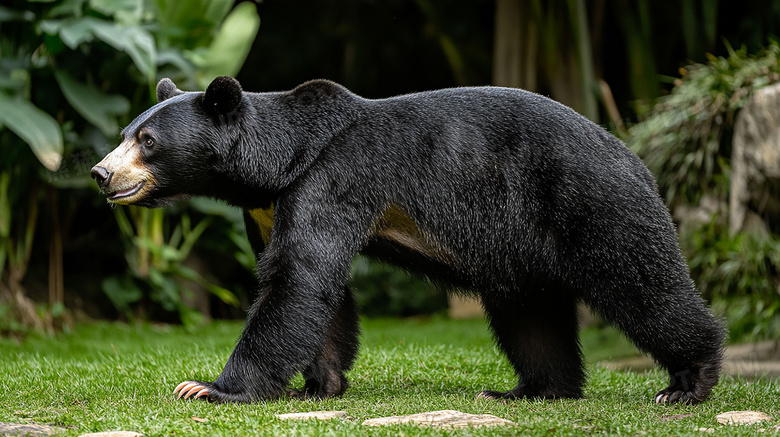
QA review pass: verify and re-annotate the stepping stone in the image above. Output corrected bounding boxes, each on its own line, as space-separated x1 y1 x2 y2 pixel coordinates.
0 423 64 436
275 411 348 421
716 411 773 425
362 410 515 428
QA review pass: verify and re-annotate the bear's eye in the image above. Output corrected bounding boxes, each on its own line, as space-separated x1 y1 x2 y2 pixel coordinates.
144 138 155 148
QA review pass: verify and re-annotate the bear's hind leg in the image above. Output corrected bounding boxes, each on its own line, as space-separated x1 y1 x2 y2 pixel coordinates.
291 287 360 398
480 290 585 400
584 283 725 405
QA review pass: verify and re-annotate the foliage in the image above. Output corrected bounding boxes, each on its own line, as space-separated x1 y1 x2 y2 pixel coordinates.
187 198 256 272
105 207 238 325
0 98 63 171
682 218 780 342
0 146 52 334
4 0 780 327
627 43 780 206
0 0 259 331
350 257 448 317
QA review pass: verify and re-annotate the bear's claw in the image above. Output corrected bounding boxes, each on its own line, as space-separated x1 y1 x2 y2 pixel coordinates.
172 379 265 403
174 381 210 400
654 389 699 405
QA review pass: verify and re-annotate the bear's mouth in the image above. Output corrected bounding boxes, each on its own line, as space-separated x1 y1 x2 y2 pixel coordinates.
108 181 145 202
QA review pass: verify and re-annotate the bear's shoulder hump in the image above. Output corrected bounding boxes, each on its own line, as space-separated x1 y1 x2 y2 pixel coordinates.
291 79 352 101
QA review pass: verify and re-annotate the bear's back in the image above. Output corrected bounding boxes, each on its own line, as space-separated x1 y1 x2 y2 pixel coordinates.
353 86 657 198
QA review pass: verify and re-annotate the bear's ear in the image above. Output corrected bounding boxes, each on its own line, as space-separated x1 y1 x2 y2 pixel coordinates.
202 76 243 115
156 78 183 103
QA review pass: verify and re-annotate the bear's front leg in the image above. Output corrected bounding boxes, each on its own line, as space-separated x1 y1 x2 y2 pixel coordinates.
174 269 354 402
174 200 367 403
289 286 360 399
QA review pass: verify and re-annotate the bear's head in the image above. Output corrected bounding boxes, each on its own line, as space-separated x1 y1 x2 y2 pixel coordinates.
91 76 245 207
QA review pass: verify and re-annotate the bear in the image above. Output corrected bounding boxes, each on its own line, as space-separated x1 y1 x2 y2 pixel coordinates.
91 76 725 405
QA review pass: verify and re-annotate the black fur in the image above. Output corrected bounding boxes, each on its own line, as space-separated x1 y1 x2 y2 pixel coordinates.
156 78 182 103
203 76 244 116
99 76 725 404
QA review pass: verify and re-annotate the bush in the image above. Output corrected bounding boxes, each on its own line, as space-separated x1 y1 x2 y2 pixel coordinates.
0 0 259 331
681 218 780 341
627 42 780 206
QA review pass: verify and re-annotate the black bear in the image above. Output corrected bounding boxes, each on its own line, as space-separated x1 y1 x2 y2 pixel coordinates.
91 76 724 404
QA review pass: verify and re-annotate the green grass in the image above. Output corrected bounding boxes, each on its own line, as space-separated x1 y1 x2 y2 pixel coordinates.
0 317 777 436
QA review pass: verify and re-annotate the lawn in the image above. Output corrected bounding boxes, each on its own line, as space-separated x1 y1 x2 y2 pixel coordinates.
0 317 777 436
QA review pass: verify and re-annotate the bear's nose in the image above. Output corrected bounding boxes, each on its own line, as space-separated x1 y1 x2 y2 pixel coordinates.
91 165 113 188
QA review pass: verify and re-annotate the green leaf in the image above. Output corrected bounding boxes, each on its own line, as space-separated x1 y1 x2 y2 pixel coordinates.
175 265 239 307
0 97 63 171
54 71 130 137
91 22 156 79
112 208 135 243
188 197 242 223
187 2 260 88
60 18 104 48
89 0 141 17
202 0 234 26
40 17 101 49
153 0 232 37
177 216 211 259
101 276 142 315
47 0 89 18
157 49 195 76
43 18 157 79
205 282 239 307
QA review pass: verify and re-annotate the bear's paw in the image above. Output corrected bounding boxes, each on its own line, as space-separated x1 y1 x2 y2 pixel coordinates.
654 387 703 405
173 379 272 403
